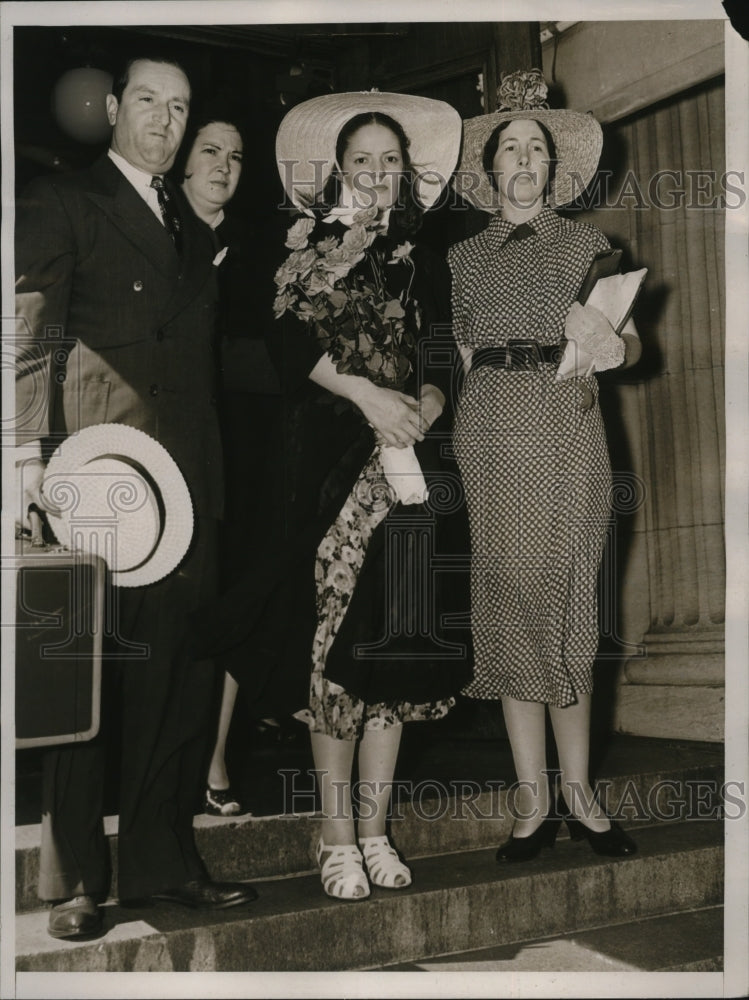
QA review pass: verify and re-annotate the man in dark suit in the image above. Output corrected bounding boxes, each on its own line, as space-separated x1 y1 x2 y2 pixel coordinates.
14 54 257 940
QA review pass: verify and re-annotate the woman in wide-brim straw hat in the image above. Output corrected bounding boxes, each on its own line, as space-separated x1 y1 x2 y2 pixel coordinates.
449 70 642 863
211 90 472 900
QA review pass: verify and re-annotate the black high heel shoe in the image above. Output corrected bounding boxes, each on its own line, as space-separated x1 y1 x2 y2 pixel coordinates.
556 793 637 857
564 816 637 856
495 815 562 863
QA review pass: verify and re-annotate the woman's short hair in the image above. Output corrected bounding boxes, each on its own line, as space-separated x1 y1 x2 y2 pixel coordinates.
482 118 557 199
319 111 424 235
172 105 247 184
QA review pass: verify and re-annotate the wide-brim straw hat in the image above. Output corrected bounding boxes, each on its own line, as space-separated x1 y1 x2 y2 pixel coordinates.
452 69 603 212
41 423 194 587
276 90 462 211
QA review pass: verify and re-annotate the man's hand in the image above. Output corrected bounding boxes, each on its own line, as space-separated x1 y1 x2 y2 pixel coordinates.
14 449 46 532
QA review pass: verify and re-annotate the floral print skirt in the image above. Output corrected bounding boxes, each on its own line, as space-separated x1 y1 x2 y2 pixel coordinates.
294 448 454 741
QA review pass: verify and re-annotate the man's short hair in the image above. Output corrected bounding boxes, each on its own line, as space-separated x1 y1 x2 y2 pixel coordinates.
110 53 190 103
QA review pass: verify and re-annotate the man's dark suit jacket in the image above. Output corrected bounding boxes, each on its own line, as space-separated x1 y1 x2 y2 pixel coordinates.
15 153 223 519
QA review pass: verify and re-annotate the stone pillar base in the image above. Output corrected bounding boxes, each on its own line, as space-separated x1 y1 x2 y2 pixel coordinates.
614 629 724 742
614 683 724 742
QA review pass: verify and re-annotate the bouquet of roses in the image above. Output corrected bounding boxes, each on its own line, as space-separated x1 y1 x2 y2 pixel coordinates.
273 207 419 390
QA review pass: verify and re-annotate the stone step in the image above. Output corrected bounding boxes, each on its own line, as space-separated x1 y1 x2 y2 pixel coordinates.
15 753 724 914
15 819 722 972
379 904 724 972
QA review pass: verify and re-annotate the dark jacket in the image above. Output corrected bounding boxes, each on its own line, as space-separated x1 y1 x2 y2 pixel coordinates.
15 154 223 517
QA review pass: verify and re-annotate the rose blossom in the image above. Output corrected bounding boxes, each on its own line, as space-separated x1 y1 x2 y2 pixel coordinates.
285 216 315 250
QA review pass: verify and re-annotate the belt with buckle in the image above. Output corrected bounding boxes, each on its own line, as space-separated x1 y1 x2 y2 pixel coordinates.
471 340 562 372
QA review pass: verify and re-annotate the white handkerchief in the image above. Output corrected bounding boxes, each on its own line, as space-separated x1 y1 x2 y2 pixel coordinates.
557 302 623 380
212 246 229 267
380 444 428 505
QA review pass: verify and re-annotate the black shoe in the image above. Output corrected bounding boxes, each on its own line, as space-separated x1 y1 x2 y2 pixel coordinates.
555 791 637 857
204 785 245 817
150 878 258 909
48 895 103 939
564 816 638 857
495 816 561 862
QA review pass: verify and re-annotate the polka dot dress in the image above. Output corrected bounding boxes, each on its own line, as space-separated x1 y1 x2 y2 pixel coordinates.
448 206 613 708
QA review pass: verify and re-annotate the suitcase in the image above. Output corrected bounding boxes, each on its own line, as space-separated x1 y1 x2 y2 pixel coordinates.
14 539 105 749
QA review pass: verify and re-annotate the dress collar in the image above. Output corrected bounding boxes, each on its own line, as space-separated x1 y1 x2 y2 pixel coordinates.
485 204 561 246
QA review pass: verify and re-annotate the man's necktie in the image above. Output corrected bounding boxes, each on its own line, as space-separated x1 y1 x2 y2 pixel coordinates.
150 175 182 255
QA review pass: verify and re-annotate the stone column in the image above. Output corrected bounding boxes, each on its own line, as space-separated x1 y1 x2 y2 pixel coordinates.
610 79 726 741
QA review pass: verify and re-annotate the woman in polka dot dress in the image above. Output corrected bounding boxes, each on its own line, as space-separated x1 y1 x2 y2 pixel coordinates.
449 70 642 860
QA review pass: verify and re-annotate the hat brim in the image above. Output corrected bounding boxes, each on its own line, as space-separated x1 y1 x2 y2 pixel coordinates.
452 108 603 212
276 91 462 210
43 457 162 572
42 423 194 588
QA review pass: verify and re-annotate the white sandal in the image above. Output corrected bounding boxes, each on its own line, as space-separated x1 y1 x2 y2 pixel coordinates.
359 835 412 889
315 838 370 900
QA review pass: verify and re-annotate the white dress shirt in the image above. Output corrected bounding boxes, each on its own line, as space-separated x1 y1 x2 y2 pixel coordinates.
107 148 164 225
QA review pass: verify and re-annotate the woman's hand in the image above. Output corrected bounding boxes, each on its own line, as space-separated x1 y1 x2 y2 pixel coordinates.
563 302 625 374
308 353 433 447
354 381 424 448
419 384 445 433
620 317 642 369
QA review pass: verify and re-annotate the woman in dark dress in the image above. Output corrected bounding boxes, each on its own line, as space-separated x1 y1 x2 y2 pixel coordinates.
255 91 471 899
178 108 284 816
450 71 641 861
177 109 248 817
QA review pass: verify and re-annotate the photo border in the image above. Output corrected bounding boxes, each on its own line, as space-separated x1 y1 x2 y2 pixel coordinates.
2 2 746 998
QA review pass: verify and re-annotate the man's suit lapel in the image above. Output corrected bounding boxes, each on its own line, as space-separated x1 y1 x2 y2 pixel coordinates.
86 155 180 279
85 155 215 323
